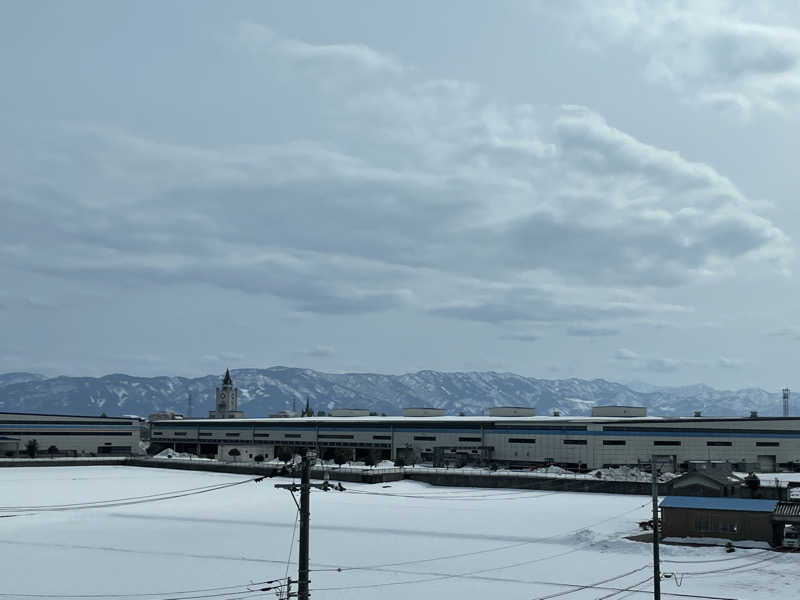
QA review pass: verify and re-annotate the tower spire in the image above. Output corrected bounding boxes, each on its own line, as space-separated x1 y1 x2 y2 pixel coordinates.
223 368 232 386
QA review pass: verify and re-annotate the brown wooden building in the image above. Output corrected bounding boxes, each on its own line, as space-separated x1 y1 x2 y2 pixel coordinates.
660 496 779 545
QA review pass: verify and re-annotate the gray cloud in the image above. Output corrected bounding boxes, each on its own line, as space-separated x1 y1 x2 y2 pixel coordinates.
0 23 790 331
560 2 800 116
299 345 336 358
499 332 542 342
566 326 620 337
767 328 800 341
614 348 639 361
238 22 403 74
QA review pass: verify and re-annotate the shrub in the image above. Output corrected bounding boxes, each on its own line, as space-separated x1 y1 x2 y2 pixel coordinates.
254 454 264 463
277 449 293 463
228 448 241 462
394 457 406 468
47 445 59 458
333 450 349 466
25 439 38 458
745 472 761 491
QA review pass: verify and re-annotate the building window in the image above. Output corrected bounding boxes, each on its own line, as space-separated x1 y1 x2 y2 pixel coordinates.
706 441 732 447
225 433 240 437
173 432 188 436
373 435 391 440
563 439 587 445
414 436 436 441
199 432 212 437
693 518 712 532
458 437 481 442
508 438 536 444
756 441 779 447
318 434 354 439
284 434 301 439
254 433 270 438
602 440 626 446
153 432 163 436
654 441 681 446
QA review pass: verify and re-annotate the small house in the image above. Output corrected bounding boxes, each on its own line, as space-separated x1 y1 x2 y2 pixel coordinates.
660 496 778 545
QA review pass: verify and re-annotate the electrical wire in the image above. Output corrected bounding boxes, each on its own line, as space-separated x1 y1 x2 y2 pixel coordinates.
661 549 772 564
673 552 783 576
0 579 288 599
284 511 299 581
311 501 650 572
338 488 562 501
529 566 651 600
593 576 652 600
0 477 265 513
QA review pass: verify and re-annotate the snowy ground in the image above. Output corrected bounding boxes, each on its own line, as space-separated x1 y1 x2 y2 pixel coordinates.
0 466 797 600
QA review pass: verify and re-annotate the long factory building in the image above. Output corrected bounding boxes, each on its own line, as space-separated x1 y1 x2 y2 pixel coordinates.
0 412 142 457
150 413 800 472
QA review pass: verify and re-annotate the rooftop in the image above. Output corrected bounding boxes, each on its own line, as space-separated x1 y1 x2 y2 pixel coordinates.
660 496 778 513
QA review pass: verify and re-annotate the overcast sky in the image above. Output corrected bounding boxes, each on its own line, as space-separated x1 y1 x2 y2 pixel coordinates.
3 1 800 390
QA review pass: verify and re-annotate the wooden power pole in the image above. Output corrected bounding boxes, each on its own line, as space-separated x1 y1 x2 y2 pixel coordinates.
651 456 661 600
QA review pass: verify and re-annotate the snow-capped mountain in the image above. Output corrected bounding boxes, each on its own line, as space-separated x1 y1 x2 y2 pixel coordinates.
0 367 788 419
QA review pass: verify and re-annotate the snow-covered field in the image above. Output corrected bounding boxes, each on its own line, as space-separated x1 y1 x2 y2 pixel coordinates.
0 466 797 600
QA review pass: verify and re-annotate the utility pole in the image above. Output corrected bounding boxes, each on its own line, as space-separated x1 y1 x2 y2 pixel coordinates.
276 450 330 600
651 455 661 600
298 453 311 600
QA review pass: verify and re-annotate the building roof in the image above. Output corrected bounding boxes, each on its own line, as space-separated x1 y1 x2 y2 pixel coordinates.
671 471 742 488
660 496 777 513
0 436 19 441
774 502 800 520
0 411 135 421
222 368 233 386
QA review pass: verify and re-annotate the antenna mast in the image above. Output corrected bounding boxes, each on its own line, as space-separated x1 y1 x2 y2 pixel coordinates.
783 388 790 418
187 392 193 419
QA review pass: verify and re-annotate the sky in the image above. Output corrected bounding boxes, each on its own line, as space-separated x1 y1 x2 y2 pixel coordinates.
2 1 800 390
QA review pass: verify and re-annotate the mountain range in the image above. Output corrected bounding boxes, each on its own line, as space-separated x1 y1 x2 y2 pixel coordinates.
0 368 788 420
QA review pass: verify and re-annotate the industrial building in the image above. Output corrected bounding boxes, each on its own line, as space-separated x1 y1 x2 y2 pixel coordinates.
150 411 800 471
148 372 800 470
0 412 142 457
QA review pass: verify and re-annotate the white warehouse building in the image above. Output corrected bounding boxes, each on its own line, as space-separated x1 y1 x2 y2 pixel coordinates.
150 413 800 472
0 412 142 457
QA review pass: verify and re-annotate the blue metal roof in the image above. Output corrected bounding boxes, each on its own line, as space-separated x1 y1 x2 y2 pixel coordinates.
660 496 777 513
0 436 19 441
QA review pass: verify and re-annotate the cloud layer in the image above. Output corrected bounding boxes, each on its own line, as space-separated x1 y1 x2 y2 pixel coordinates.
560 1 800 117
0 21 790 335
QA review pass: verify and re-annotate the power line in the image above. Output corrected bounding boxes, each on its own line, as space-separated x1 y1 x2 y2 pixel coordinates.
529 566 650 600
0 579 288 600
0 477 266 513
661 549 772 564
593 576 652 600
311 501 649 572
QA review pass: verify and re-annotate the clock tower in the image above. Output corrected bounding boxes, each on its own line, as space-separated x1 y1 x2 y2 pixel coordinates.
208 368 244 419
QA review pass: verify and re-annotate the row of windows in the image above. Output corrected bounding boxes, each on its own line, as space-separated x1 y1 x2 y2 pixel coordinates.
0 431 133 436
156 430 784 448
0 420 133 426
